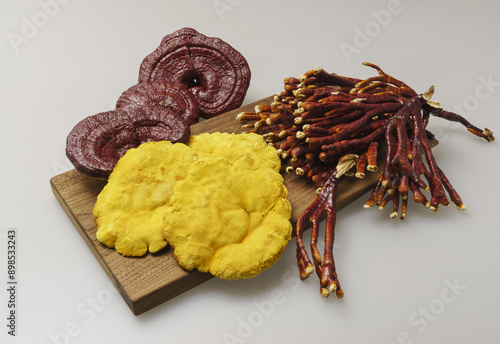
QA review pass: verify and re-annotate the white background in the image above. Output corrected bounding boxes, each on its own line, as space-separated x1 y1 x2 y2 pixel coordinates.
1 0 500 343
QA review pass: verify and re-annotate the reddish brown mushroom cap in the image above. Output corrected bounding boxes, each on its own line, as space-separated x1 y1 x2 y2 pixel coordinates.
116 80 200 125
66 106 190 179
138 27 251 118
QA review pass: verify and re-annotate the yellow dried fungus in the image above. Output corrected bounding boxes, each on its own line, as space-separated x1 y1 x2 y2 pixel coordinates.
94 141 197 256
93 132 292 279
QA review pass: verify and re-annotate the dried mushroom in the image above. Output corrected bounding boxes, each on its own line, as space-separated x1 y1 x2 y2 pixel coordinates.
238 63 494 297
94 141 197 256
138 27 251 118
66 106 190 179
93 133 292 280
163 133 292 279
163 156 291 280
116 79 200 125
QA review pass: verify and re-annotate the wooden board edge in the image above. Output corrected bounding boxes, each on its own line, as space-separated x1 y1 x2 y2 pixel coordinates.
50 176 135 311
50 172 217 315
132 271 214 315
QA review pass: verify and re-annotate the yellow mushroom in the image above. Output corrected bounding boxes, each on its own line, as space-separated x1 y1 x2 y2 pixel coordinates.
163 154 291 280
93 133 292 279
94 141 198 256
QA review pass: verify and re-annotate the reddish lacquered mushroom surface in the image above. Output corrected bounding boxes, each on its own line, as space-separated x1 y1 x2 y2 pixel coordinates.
139 27 251 119
237 63 494 298
66 106 190 179
116 80 200 125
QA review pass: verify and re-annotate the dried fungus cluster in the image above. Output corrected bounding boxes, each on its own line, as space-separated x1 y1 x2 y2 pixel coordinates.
237 63 494 297
66 28 250 179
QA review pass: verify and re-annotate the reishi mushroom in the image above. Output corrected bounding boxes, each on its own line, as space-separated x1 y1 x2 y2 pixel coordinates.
66 106 190 179
116 79 200 125
67 27 252 179
139 27 251 119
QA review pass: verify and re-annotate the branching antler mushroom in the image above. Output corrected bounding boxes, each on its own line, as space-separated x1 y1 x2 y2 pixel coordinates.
237 62 494 298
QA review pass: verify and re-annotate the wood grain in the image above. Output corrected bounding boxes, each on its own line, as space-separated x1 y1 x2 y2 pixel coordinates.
50 96 417 315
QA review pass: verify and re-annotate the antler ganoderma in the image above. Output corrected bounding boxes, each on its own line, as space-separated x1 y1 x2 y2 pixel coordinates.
237 62 494 297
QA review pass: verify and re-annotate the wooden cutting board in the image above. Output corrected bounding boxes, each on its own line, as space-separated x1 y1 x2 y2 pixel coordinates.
50 95 395 315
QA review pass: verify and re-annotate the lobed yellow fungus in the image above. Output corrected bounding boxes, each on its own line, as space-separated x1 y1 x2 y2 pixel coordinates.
94 141 197 256
93 132 292 279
